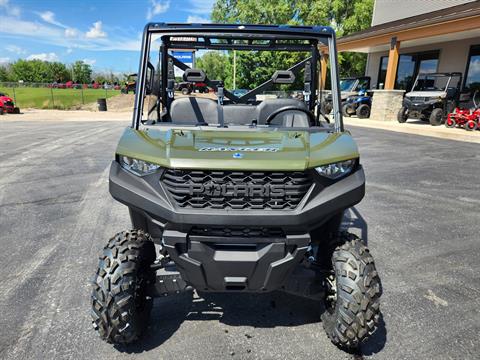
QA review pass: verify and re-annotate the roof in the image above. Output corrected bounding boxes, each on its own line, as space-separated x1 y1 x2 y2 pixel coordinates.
146 23 335 38
338 0 480 44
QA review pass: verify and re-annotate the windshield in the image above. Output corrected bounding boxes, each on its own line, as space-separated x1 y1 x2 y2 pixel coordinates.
412 74 454 91
339 79 356 92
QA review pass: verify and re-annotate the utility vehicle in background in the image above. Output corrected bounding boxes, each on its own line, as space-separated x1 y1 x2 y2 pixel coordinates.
322 76 371 114
175 80 209 95
397 72 462 125
121 73 137 94
91 23 382 351
342 90 372 118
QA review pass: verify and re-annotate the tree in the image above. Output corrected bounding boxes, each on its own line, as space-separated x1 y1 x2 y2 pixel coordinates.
211 0 375 78
9 59 71 83
0 65 12 82
48 62 71 82
10 59 53 82
72 60 92 83
195 51 233 87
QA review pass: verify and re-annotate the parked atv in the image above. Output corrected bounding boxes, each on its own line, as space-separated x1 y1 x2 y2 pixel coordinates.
0 92 20 115
91 23 382 352
397 72 462 126
322 76 371 114
342 90 372 118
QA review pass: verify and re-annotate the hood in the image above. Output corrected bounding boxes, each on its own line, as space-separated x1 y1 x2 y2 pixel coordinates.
0 95 13 102
115 127 359 171
405 91 445 98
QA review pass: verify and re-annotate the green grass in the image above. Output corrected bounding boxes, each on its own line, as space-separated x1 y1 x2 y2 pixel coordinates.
0 87 121 110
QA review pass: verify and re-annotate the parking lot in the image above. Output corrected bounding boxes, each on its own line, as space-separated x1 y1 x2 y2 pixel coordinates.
0 116 479 359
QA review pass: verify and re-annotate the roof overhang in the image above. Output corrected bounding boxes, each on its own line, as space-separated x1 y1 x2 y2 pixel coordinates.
336 1 480 53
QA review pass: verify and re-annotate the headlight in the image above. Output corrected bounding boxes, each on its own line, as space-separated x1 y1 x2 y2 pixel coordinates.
315 159 356 179
119 155 161 176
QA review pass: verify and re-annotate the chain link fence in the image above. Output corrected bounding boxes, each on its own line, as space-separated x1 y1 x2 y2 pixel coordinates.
0 82 121 110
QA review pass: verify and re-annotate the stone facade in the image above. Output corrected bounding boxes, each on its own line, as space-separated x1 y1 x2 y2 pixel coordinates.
369 90 405 121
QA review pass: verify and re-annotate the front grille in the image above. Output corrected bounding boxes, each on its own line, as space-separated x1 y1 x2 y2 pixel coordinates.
162 169 313 210
410 96 427 102
190 226 285 238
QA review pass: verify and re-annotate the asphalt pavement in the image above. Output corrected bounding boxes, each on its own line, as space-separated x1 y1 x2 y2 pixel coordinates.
0 119 479 360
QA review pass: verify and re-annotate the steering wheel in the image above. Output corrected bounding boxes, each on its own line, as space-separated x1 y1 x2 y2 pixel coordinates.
265 106 316 126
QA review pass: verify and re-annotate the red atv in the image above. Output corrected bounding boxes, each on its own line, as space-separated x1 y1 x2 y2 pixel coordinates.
0 92 20 115
445 91 480 131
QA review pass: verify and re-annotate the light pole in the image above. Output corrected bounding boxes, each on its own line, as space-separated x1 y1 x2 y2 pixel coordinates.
233 50 236 89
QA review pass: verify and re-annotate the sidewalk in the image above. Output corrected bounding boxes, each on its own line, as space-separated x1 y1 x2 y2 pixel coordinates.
0 109 131 121
344 117 480 144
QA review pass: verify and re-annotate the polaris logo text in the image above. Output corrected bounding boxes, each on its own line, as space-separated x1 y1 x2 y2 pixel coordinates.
188 182 285 197
198 147 279 152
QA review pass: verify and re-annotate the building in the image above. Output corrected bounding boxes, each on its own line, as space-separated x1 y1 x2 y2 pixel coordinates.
337 0 480 120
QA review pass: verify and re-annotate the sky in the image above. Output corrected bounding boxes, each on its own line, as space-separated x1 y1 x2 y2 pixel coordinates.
0 0 215 73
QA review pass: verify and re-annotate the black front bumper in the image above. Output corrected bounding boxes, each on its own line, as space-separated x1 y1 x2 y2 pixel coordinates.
109 161 365 292
109 161 365 231
403 99 440 119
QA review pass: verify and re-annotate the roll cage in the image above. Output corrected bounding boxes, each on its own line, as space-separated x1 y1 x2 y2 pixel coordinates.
133 23 343 132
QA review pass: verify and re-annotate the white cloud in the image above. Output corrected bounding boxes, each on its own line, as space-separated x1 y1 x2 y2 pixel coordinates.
64 27 78 38
27 52 59 62
6 44 26 54
187 15 211 23
66 48 73 54
0 0 20 17
82 58 96 66
86 21 107 38
37 10 65 28
0 17 139 52
0 17 61 39
0 57 10 64
146 0 170 20
187 0 215 15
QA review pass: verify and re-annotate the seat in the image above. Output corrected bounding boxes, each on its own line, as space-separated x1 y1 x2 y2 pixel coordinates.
268 111 310 127
223 104 258 125
256 99 308 124
169 97 220 125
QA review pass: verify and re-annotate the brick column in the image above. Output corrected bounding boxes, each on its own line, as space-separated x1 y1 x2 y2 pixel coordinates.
369 90 405 121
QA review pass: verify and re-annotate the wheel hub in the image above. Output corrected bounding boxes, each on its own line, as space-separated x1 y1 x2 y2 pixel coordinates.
324 272 337 311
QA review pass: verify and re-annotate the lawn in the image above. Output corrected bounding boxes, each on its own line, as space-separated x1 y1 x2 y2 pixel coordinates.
0 86 121 109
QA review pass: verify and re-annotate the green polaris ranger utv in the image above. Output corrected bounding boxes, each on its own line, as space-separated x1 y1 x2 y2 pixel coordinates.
91 23 382 351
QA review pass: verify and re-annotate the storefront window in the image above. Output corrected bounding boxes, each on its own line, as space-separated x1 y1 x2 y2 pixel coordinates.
418 59 438 74
464 45 480 94
377 56 388 88
377 50 439 90
395 55 416 90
